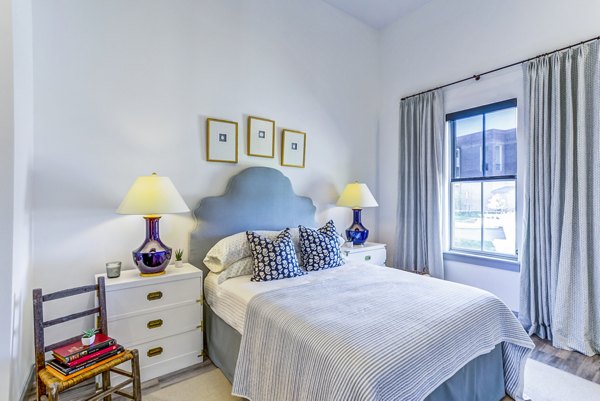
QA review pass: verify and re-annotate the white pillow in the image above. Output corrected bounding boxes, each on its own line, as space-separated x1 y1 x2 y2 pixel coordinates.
204 228 301 273
217 257 253 284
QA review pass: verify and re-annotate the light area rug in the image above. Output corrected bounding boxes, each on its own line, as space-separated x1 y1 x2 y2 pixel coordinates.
144 359 600 401
523 359 600 401
143 366 243 401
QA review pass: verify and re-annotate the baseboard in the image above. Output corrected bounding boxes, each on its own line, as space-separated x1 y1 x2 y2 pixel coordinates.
19 364 35 401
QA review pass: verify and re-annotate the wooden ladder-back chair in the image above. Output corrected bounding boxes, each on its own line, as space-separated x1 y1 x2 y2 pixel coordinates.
33 276 142 401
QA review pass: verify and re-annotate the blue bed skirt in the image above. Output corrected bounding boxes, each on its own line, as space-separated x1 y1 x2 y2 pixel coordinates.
205 304 506 401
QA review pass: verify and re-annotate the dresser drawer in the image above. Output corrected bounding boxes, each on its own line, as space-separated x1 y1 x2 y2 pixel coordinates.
141 351 204 383
135 330 203 378
343 248 386 266
108 302 202 345
346 252 385 265
106 277 201 320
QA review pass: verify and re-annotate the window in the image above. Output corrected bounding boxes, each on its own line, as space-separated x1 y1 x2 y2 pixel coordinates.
447 99 517 258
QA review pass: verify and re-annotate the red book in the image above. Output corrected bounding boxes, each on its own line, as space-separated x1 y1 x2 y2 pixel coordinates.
63 344 119 367
52 333 116 363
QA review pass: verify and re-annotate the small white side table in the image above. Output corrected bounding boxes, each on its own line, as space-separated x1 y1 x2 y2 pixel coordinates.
95 263 203 383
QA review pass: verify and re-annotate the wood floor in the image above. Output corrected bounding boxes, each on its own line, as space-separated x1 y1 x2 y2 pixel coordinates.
25 336 600 400
529 335 600 384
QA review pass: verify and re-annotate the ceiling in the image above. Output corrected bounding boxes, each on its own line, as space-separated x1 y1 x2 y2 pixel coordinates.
322 0 432 29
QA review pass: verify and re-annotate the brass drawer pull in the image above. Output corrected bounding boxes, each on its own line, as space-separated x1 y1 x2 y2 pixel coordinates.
364 255 371 261
147 291 163 301
147 319 163 329
147 347 163 358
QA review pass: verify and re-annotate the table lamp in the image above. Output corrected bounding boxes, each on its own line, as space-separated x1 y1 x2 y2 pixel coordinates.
336 182 378 246
117 173 190 276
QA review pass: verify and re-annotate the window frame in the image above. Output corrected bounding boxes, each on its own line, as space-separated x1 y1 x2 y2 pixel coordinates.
447 98 518 261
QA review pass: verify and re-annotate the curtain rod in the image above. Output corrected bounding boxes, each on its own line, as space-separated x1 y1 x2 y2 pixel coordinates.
400 34 600 102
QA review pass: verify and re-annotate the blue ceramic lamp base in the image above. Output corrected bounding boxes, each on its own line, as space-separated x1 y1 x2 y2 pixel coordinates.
346 208 369 246
133 216 172 276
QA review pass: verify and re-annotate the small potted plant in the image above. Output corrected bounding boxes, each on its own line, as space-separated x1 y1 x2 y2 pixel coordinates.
81 328 98 346
174 249 184 268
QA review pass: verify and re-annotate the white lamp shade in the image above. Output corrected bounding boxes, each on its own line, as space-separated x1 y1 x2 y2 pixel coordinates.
117 173 190 215
336 183 378 209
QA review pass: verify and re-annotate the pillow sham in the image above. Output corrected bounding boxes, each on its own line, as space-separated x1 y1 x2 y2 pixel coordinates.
247 229 304 282
299 220 344 271
204 228 301 273
217 257 253 284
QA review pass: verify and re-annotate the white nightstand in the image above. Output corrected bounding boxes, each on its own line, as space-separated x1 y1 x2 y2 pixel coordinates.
95 264 203 383
341 242 387 266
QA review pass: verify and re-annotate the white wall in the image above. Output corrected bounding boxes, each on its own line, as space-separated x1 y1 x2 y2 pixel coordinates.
30 0 379 341
11 0 35 398
0 0 15 398
378 0 600 309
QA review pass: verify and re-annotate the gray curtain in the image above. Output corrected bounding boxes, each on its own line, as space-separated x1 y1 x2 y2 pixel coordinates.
520 40 600 356
396 90 444 278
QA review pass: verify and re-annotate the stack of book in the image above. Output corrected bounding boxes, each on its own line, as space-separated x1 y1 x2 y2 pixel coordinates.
46 333 124 381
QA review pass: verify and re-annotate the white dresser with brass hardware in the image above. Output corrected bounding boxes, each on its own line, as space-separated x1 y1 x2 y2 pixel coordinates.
341 242 387 266
95 264 203 382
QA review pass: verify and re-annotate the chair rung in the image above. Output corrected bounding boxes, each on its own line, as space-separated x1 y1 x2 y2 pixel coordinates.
42 284 98 301
43 307 100 328
87 378 132 401
110 366 133 377
115 389 135 399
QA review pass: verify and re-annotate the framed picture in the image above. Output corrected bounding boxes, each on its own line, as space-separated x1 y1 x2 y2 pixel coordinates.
247 116 275 158
206 118 238 163
281 129 306 168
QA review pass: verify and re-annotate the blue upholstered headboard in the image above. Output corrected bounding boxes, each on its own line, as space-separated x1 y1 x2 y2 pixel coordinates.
189 167 316 277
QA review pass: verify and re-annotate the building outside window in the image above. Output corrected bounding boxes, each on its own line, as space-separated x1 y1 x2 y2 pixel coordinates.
447 99 517 258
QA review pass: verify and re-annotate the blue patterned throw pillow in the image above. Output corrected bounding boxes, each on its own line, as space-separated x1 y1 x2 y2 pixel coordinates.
299 220 344 271
246 229 305 282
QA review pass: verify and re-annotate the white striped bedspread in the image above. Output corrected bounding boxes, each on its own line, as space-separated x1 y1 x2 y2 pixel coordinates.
232 264 534 401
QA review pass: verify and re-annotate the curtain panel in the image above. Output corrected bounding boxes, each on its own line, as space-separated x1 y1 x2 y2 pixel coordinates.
520 41 600 356
395 90 445 278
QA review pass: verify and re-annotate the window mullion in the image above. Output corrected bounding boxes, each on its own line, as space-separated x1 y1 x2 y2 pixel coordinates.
480 181 484 252
482 113 486 176
481 113 485 253
451 175 516 183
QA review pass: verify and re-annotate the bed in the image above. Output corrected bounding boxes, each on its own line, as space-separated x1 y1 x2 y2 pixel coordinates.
189 167 534 401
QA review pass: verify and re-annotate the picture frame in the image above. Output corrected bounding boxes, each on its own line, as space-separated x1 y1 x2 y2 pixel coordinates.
281 129 306 168
206 118 238 163
247 116 275 158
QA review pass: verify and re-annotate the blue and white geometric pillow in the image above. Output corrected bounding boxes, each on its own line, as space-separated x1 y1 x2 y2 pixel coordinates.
299 220 344 271
246 229 305 282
